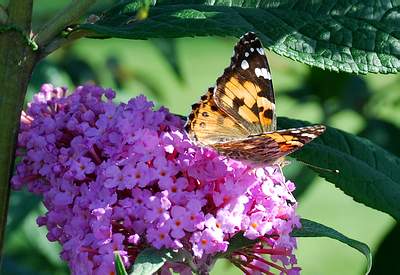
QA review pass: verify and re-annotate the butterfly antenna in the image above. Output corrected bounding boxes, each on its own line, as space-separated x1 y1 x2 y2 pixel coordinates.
296 160 339 174
276 164 297 203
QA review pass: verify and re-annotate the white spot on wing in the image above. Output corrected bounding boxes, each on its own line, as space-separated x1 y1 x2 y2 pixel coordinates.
257 47 264 55
261 68 271 79
301 133 317 138
255 68 271 79
250 48 254 52
245 52 249 57
255 68 262 78
241 60 249 70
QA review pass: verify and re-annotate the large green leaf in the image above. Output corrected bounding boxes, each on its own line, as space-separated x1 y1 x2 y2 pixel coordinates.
278 116 400 221
292 219 372 275
75 0 400 74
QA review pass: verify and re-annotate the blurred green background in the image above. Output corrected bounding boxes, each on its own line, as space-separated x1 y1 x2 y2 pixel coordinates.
1 1 400 275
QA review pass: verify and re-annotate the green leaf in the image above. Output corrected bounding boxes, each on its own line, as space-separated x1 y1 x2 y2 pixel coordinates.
76 0 400 74
292 219 372 275
278 116 400 221
130 248 177 275
114 251 128 275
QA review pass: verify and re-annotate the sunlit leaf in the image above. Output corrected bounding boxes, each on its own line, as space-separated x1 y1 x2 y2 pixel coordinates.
76 0 400 74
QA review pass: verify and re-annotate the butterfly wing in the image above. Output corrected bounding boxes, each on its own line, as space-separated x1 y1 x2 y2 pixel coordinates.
185 88 250 146
214 32 276 134
186 32 326 165
212 125 326 165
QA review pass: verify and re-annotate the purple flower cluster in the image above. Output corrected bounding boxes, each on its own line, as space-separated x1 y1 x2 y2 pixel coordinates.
12 84 301 275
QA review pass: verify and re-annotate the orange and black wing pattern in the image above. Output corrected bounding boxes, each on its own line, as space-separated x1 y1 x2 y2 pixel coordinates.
185 88 250 146
185 32 326 165
214 32 276 134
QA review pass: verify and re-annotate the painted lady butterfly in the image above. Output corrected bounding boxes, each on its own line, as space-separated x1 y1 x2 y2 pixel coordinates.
185 32 325 165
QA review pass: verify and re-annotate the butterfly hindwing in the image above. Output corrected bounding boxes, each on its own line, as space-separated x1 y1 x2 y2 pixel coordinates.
214 32 276 134
212 125 326 164
185 88 250 146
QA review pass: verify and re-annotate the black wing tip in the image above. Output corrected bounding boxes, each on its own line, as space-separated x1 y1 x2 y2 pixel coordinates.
313 124 327 133
301 124 327 136
215 32 264 83
274 124 327 138
240 31 258 41
235 32 263 46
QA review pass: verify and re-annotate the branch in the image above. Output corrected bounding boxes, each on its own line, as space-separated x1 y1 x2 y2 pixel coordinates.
35 0 97 48
0 0 35 264
38 29 94 60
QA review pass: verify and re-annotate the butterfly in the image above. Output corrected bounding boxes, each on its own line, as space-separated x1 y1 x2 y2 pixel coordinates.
184 32 325 166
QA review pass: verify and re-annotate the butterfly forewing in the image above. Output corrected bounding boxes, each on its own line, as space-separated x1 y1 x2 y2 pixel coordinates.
185 88 250 146
214 32 276 134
